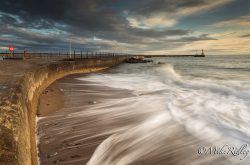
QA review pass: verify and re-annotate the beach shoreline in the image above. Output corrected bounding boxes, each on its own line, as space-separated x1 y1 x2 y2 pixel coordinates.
37 73 135 164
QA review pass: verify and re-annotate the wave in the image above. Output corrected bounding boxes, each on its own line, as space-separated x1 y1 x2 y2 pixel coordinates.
77 63 250 164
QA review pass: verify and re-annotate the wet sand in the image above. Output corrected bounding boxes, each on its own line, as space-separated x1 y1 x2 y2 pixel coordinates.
37 73 135 164
38 83 64 117
37 73 230 165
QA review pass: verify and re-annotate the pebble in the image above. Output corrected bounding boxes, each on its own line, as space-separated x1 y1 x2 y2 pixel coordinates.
71 155 81 159
88 101 97 104
47 152 58 159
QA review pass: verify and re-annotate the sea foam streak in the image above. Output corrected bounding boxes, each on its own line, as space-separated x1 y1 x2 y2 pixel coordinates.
77 63 250 164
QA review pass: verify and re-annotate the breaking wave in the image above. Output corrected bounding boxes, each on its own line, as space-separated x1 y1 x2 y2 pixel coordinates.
77 62 250 165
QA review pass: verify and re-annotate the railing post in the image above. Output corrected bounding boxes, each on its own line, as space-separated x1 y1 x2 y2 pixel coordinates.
23 50 26 60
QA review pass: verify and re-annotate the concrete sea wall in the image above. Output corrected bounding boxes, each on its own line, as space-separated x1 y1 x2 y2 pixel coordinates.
0 57 127 165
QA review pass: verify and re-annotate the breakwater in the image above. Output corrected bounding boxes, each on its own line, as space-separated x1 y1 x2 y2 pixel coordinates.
0 57 127 165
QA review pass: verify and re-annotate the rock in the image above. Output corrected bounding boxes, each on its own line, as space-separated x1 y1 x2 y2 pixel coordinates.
47 152 58 159
44 90 49 94
126 57 153 63
53 159 64 164
71 155 81 159
53 160 60 164
67 142 81 146
88 101 97 104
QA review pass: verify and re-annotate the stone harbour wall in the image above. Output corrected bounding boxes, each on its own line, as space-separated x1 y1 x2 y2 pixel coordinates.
0 57 127 165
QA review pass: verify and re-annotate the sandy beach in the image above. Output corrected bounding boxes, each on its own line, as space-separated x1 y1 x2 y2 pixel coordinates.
37 73 135 164
38 83 64 117
37 71 232 165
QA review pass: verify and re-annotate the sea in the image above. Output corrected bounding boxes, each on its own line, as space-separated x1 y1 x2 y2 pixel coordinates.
79 55 250 165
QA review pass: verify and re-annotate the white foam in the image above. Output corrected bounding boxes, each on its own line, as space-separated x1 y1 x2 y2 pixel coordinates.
77 63 250 164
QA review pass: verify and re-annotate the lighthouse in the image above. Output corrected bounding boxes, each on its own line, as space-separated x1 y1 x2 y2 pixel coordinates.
201 49 205 56
194 49 205 57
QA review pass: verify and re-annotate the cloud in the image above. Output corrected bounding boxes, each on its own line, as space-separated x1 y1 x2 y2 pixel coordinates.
127 15 177 29
125 0 233 30
0 0 248 55
178 32 250 55
0 0 126 31
0 24 67 44
0 0 233 31
240 34 250 38
133 0 232 16
130 29 191 38
172 34 217 42
214 15 250 27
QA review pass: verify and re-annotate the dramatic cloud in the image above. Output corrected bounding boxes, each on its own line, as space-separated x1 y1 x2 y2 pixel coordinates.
131 0 232 16
0 0 249 55
125 0 233 29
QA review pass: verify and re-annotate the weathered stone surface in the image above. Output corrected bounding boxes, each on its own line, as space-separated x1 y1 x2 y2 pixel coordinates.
0 125 18 165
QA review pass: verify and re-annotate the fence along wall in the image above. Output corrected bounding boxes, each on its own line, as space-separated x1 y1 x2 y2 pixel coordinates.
0 57 127 165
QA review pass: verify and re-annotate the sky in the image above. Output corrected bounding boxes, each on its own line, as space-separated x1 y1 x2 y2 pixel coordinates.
0 0 250 55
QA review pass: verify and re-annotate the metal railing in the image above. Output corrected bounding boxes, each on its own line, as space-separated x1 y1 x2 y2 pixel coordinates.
0 51 136 60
